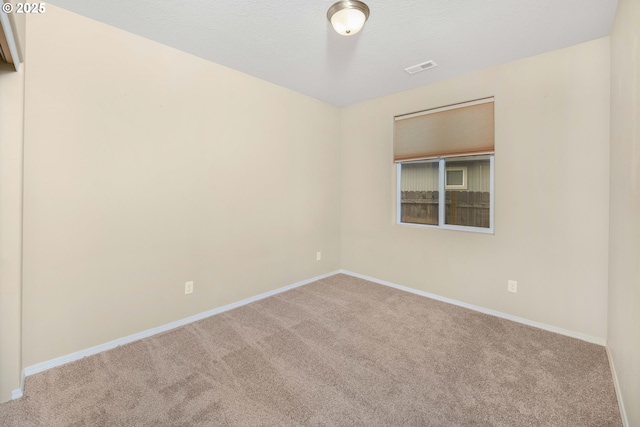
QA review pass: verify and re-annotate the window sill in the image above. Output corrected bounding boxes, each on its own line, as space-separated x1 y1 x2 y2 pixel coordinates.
396 221 494 235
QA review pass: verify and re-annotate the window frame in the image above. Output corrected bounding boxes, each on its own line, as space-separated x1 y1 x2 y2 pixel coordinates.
396 155 494 234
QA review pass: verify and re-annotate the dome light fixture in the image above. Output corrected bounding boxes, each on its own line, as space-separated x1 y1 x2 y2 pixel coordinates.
327 1 370 36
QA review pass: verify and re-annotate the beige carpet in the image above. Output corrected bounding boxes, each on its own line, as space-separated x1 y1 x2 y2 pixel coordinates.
0 274 622 426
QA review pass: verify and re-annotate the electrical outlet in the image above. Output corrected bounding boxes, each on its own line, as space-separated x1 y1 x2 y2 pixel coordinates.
507 280 517 293
185 281 194 295
316 251 321 261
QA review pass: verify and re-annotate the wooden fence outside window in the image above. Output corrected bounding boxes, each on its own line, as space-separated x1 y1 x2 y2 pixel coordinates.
400 190 490 228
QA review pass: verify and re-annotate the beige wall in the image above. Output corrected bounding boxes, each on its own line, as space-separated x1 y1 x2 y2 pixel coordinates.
21 6 341 367
0 10 25 402
609 0 640 424
0 62 25 403
341 38 611 339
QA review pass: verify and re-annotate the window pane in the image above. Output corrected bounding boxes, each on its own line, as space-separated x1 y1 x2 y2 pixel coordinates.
445 158 491 228
400 162 439 225
446 169 464 187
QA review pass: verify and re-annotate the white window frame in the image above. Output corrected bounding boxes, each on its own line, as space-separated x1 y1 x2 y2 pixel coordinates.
396 155 494 234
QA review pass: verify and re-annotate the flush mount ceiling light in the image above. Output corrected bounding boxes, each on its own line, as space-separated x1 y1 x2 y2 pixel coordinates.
327 1 370 36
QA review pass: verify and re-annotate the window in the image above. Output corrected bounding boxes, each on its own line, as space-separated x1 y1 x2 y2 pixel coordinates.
394 98 494 233
445 166 467 190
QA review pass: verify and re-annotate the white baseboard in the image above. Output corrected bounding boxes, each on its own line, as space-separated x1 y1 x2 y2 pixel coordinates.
15 270 340 395
11 388 22 400
606 344 629 427
10 369 24 400
339 270 607 346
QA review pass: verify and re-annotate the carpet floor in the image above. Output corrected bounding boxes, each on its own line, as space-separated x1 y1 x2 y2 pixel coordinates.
0 274 622 426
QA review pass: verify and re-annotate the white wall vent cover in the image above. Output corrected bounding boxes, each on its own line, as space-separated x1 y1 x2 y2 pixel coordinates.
405 60 437 75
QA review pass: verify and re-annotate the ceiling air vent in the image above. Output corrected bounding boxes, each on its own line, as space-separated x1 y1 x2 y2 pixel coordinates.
404 60 437 75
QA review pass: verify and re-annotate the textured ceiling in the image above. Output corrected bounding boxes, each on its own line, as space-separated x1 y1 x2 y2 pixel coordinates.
48 0 618 106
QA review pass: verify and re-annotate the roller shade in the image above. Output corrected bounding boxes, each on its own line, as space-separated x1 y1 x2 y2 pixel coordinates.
394 98 494 162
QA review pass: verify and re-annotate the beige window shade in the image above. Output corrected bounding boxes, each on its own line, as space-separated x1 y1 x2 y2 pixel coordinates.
394 98 494 162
